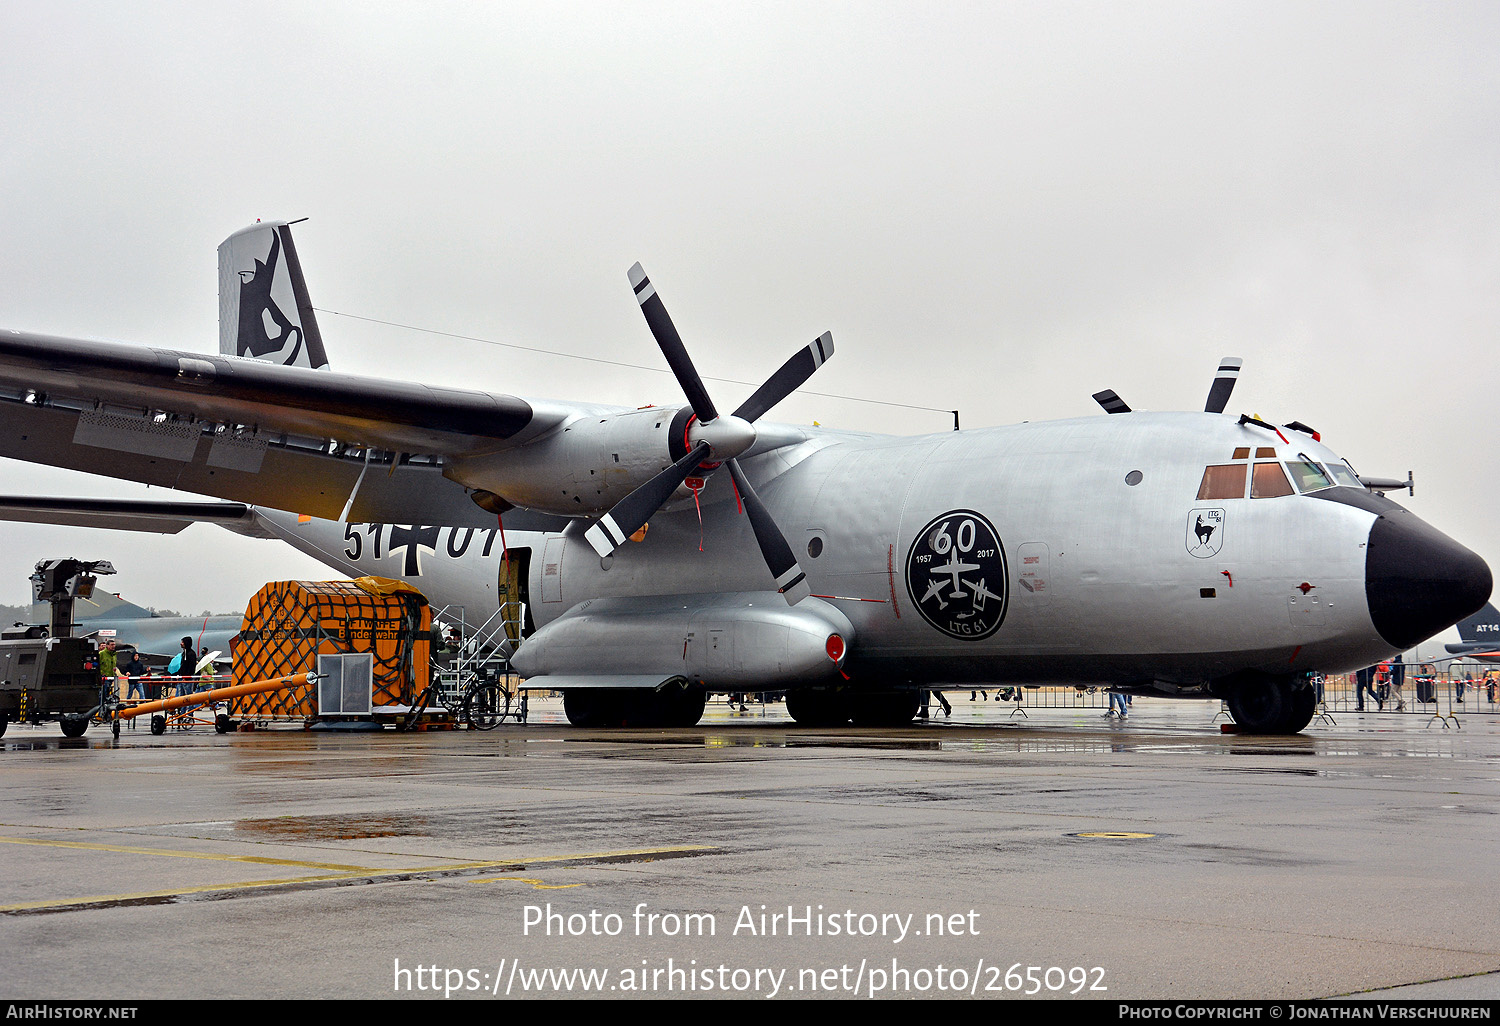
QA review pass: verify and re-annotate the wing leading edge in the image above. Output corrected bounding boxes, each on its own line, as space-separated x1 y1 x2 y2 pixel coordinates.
0 330 566 524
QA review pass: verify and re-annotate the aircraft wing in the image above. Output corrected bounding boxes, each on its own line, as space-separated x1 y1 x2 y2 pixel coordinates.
0 330 569 524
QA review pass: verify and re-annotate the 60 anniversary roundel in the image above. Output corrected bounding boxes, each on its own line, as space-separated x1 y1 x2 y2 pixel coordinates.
905 510 1009 639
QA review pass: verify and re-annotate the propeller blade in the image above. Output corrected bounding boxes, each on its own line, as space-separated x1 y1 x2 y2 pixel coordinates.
628 263 719 423
1204 357 1242 414
583 440 713 558
732 331 834 423
1092 389 1131 414
726 458 810 604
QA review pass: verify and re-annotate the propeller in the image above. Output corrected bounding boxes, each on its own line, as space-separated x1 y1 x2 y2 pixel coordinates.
1092 389 1131 414
1204 357 1242 414
581 263 831 605
1092 355 1243 415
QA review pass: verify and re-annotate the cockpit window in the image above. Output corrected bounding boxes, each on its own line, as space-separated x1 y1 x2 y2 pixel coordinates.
1197 464 1247 500
1325 462 1361 488
1285 460 1332 493
1251 462 1295 498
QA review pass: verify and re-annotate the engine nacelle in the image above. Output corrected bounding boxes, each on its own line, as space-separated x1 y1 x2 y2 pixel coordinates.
449 406 689 515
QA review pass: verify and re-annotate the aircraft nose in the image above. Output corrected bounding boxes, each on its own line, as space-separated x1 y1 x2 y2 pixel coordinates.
1366 509 1492 650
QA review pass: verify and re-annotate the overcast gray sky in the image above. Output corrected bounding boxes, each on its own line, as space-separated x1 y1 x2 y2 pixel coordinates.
1 2 1496 653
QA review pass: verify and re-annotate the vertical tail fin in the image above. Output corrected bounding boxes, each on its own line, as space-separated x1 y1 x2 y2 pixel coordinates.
217 220 329 369
1457 602 1500 644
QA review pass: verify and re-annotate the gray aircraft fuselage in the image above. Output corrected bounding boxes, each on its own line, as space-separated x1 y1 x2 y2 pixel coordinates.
253 410 1490 694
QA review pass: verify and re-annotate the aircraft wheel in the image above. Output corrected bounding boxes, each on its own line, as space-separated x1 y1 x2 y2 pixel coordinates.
60 716 89 738
785 688 850 726
150 714 167 736
650 685 705 727
563 689 618 727
1281 683 1317 734
214 714 236 735
0 713 8 738
1227 676 1306 734
848 690 922 727
562 689 595 726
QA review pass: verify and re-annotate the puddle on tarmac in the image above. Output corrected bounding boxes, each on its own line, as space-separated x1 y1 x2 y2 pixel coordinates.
223 809 524 841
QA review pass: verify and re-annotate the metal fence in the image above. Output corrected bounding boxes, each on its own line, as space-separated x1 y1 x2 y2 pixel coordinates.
1309 668 1500 724
939 664 1500 724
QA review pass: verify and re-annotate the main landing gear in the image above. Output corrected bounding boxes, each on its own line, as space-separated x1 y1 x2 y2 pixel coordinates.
1223 674 1317 735
784 688 921 727
562 684 707 728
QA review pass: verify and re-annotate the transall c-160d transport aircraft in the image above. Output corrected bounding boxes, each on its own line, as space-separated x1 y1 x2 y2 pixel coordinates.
0 221 1489 733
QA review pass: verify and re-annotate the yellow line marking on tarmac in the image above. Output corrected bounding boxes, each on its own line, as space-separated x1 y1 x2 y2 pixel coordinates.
0 844 715 914
0 835 371 872
0 873 371 913
469 877 585 889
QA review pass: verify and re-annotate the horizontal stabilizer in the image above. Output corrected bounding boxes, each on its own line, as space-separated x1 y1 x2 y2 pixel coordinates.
0 495 271 537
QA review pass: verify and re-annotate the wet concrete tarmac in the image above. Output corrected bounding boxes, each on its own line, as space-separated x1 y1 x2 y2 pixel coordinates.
1 696 1497 1001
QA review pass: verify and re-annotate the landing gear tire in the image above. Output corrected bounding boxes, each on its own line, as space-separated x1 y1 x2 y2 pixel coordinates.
848 690 922 727
563 689 603 727
0 713 7 738
1228 676 1313 734
655 685 706 727
1282 683 1317 734
150 714 166 736
60 716 88 738
564 686 705 728
785 688 850 727
214 713 236 735
563 689 630 727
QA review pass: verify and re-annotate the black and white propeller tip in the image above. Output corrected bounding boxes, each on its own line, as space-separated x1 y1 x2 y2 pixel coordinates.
1093 355 1243 416
1204 356 1242 414
1092 389 1131 415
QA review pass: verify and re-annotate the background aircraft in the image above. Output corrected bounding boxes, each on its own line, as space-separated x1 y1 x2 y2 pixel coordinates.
27 588 240 668
1444 602 1500 663
0 221 1489 733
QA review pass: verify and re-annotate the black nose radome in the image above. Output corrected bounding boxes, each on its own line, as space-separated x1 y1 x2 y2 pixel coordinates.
1366 509 1492 650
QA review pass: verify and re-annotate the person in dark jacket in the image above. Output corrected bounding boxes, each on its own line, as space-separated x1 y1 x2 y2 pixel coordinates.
121 649 148 701
174 637 198 696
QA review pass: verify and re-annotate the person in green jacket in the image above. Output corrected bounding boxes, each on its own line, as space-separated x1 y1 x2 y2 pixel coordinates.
99 638 118 682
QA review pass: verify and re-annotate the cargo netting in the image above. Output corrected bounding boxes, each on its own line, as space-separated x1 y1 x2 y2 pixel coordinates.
230 578 430 720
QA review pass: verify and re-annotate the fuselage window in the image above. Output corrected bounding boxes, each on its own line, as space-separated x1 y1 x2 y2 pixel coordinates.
1251 462 1295 498
1285 460 1332 493
1197 464 1247 500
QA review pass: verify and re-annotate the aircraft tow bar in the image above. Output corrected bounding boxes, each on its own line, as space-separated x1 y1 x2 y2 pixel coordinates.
110 672 320 737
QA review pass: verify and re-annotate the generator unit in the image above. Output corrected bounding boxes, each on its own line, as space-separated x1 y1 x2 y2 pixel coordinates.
0 559 115 737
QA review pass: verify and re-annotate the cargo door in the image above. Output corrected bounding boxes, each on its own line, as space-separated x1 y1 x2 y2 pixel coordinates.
498 547 533 640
